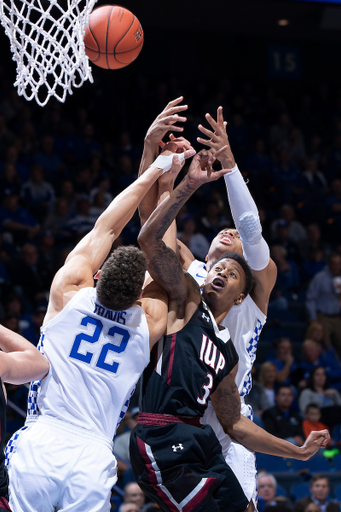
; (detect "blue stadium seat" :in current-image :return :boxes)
[334,483,341,501]
[291,456,330,473]
[276,484,288,497]
[291,482,310,502]
[331,453,341,471]
[256,453,290,472]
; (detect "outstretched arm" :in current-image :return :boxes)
[198,107,277,314]
[228,415,329,461]
[138,97,189,225]
[47,153,193,321]
[0,325,49,384]
[211,367,329,460]
[138,151,228,302]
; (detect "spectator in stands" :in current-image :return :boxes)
[299,224,329,262]
[272,221,301,264]
[302,503,321,512]
[64,195,97,239]
[306,253,341,355]
[257,472,292,509]
[43,198,70,242]
[34,134,63,182]
[298,366,341,430]
[177,213,210,261]
[299,339,341,390]
[89,176,113,209]
[8,243,47,310]
[326,179,341,234]
[267,337,298,386]
[0,191,40,246]
[123,483,145,511]
[21,304,47,346]
[118,503,140,512]
[271,204,307,244]
[58,180,77,218]
[116,413,139,457]
[21,164,55,223]
[0,162,21,200]
[263,385,304,446]
[258,362,279,408]
[245,365,271,426]
[302,404,331,446]
[270,245,300,298]
[305,322,335,362]
[294,475,337,512]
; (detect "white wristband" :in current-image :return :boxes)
[226,163,239,174]
[150,153,185,174]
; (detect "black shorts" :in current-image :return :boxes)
[130,422,248,512]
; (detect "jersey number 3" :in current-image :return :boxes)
[69,315,130,374]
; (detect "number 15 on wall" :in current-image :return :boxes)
[268,44,301,79]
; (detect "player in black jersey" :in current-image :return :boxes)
[131,150,330,512]
[0,324,48,511]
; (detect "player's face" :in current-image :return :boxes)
[206,229,242,264]
[203,258,245,308]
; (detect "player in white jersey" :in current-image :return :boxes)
[0,325,49,511]
[138,101,277,510]
[8,143,196,512]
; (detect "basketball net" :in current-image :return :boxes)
[0,0,98,107]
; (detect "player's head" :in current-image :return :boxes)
[202,252,253,312]
[96,245,147,311]
[205,228,243,266]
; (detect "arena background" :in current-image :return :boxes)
[1,0,341,508]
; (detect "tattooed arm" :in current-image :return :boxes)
[211,365,330,460]
[138,152,228,302]
[210,364,241,430]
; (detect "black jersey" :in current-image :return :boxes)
[140,301,239,418]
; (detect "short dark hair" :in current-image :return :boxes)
[209,251,254,297]
[275,385,293,396]
[96,246,147,311]
[305,403,320,414]
[310,474,329,486]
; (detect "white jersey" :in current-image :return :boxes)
[37,287,150,439]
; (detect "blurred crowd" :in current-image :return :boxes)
[1,71,341,509]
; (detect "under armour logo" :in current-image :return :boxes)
[202,313,210,323]
[172,444,184,452]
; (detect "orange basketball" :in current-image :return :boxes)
[84,5,144,70]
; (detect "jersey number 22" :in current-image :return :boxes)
[69,315,130,374]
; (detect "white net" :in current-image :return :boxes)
[0,0,98,107]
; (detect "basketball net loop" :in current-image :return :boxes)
[0,0,98,107]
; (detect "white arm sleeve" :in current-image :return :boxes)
[224,164,270,271]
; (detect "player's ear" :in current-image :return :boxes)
[205,254,208,263]
[234,293,245,306]
[94,269,101,280]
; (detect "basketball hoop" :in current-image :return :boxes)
[0,0,98,107]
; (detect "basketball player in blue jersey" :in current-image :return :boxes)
[132,151,329,512]
[138,100,276,509]
[7,146,195,512]
[0,325,49,512]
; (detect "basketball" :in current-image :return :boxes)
[84,5,144,70]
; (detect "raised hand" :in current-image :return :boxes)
[197,106,235,169]
[186,147,230,187]
[145,97,188,150]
